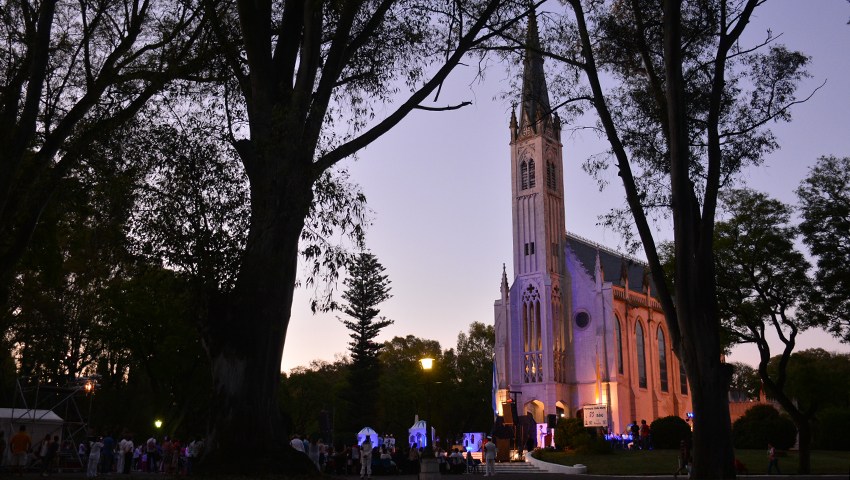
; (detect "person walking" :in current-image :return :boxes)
[483,437,497,476]
[359,436,373,480]
[767,443,781,475]
[87,438,104,478]
[9,425,32,477]
[673,437,691,478]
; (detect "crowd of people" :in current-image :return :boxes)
[0,425,204,477]
[77,433,204,477]
[287,433,499,477]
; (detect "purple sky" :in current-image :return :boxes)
[281,0,850,372]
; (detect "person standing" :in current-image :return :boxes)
[483,437,497,476]
[639,420,650,450]
[40,436,60,477]
[87,438,104,478]
[123,436,134,474]
[9,425,32,477]
[767,443,781,475]
[101,434,114,474]
[629,422,640,449]
[145,436,157,473]
[359,436,373,480]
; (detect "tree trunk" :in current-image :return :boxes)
[689,352,736,479]
[197,147,317,474]
[797,419,811,474]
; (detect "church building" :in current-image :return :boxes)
[492,12,692,435]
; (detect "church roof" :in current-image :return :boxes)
[518,9,553,136]
[564,231,658,296]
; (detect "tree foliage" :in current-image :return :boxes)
[797,155,850,343]
[729,361,760,401]
[732,404,796,450]
[0,0,207,286]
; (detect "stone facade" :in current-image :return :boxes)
[493,12,693,435]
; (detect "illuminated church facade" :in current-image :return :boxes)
[492,13,692,435]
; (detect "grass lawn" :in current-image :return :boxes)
[533,449,850,475]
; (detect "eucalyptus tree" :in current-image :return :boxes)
[499,1,813,477]
[194,0,529,470]
[0,0,208,289]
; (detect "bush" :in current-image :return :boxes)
[814,407,850,451]
[649,415,692,449]
[554,417,586,450]
[732,404,797,450]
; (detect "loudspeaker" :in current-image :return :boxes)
[502,402,518,425]
[547,414,558,429]
[318,410,331,432]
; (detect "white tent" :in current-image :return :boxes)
[0,408,64,466]
[408,420,435,449]
[357,427,379,447]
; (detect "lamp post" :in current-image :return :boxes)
[419,358,434,455]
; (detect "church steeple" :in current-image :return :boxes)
[519,8,553,137]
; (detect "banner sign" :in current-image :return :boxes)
[583,404,608,427]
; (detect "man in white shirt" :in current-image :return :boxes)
[289,435,305,453]
[483,437,497,476]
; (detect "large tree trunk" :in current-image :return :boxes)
[198,143,317,474]
[664,0,736,476]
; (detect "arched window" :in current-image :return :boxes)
[535,300,542,351]
[658,327,668,392]
[528,160,536,187]
[521,161,528,190]
[547,162,556,190]
[680,362,688,395]
[615,316,624,375]
[523,303,529,352]
[636,322,647,389]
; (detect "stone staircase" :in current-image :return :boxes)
[493,461,546,474]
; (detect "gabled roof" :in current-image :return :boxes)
[564,231,657,296]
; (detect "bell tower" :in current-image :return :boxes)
[507,8,569,397]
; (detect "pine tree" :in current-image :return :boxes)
[341,253,394,428]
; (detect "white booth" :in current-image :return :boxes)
[357,427,379,447]
[408,420,435,449]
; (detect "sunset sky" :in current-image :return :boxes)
[281,0,850,373]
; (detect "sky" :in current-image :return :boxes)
[280,0,850,373]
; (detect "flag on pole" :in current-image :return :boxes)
[492,359,499,420]
[595,346,602,403]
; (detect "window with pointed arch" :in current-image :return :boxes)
[657,327,668,392]
[528,160,536,187]
[615,315,624,374]
[636,321,647,389]
[547,162,557,190]
[521,161,529,190]
[680,362,688,395]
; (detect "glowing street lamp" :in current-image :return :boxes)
[420,358,434,455]
[155,420,162,429]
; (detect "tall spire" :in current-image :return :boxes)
[518,7,552,136]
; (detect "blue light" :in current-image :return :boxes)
[686,412,694,418]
